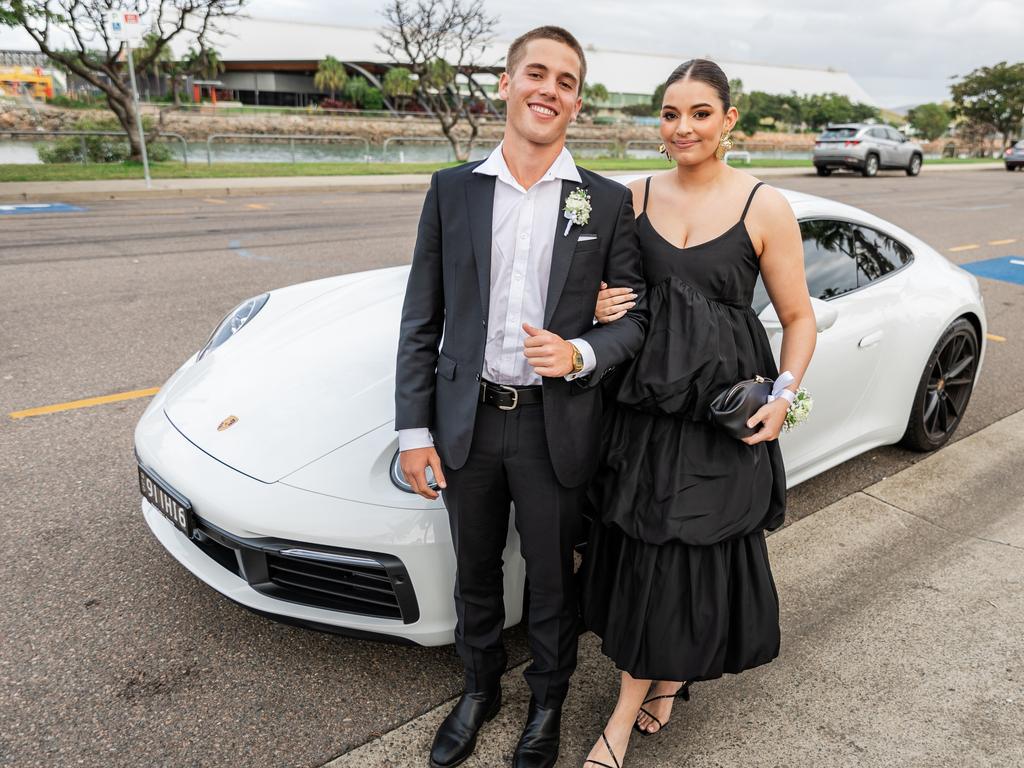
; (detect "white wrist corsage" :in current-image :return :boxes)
[783,388,813,432]
[562,187,591,236]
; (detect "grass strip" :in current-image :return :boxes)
[0,156,1001,183]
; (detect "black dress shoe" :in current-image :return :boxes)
[512,698,561,768]
[428,687,502,768]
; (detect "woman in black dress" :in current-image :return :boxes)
[582,60,817,767]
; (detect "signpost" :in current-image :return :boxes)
[105,11,151,189]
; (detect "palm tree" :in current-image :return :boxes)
[314,55,348,101]
[382,66,415,110]
[137,30,176,100]
[181,46,225,103]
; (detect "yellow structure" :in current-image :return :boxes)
[0,67,54,99]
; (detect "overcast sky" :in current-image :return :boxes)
[3,0,1021,107]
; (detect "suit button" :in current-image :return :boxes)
[482,320,487,326]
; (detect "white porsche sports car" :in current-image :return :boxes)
[134,185,986,646]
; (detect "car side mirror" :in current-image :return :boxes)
[758,297,839,335]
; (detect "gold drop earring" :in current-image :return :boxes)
[717,131,734,160]
[658,143,673,162]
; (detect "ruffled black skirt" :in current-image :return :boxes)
[581,519,780,682]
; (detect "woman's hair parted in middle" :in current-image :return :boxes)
[663,59,731,110]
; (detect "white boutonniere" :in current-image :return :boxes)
[562,187,591,236]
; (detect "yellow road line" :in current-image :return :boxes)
[9,387,160,420]
[949,244,980,252]
[246,203,268,210]
[203,198,226,205]
[988,239,1017,246]
[986,333,1006,342]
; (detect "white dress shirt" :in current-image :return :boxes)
[399,142,597,452]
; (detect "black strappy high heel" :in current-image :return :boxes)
[583,732,621,768]
[634,681,691,736]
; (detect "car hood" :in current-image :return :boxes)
[163,267,410,483]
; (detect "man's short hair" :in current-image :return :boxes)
[505,26,587,93]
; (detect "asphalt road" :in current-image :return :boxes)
[1,167,1022,768]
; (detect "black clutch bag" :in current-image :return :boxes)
[708,375,773,439]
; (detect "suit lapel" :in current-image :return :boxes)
[544,176,587,327]
[466,172,496,317]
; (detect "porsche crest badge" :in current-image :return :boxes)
[217,415,239,432]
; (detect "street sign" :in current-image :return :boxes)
[103,10,151,188]
[105,11,145,44]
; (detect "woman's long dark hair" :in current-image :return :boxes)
[664,59,731,110]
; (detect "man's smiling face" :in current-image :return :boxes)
[499,37,583,147]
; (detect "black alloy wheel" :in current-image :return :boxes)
[862,154,880,177]
[901,318,979,452]
[816,165,832,177]
[906,154,922,176]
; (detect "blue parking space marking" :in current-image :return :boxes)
[962,256,1024,286]
[0,203,85,215]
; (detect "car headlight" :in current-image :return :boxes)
[197,293,269,361]
[389,450,439,494]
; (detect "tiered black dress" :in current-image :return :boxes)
[581,179,785,682]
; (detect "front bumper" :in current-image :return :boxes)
[135,404,466,645]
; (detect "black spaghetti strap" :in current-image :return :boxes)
[643,176,652,213]
[740,181,765,221]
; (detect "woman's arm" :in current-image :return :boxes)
[593,178,648,323]
[742,185,817,445]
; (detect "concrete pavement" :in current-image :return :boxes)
[328,407,1024,768]
[0,161,1006,203]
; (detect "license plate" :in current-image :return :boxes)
[138,465,194,537]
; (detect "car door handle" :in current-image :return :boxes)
[859,330,884,348]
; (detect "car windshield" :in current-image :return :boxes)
[819,128,858,139]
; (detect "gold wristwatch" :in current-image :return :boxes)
[569,343,585,374]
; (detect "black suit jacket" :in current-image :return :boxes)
[395,161,647,488]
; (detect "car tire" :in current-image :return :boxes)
[906,154,922,176]
[862,153,879,177]
[900,318,979,452]
[816,166,832,177]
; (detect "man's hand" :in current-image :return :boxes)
[399,446,448,500]
[523,323,574,377]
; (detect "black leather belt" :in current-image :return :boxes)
[480,379,543,410]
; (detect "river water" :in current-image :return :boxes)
[0,139,815,166]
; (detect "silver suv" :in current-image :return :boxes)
[813,123,923,178]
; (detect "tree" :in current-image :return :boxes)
[379,0,498,162]
[580,82,608,115]
[6,0,244,161]
[906,102,951,141]
[314,55,348,101]
[951,61,1024,150]
[137,29,175,100]
[651,82,666,111]
[382,66,415,109]
[343,76,383,109]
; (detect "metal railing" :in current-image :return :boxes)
[381,135,499,161]
[204,133,371,165]
[0,129,190,165]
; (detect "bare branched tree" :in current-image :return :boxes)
[6,0,245,160]
[378,0,498,162]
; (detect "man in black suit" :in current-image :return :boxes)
[395,26,647,768]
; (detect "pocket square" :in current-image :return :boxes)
[578,234,598,242]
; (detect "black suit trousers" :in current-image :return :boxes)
[441,400,586,708]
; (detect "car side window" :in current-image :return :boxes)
[800,220,859,300]
[886,128,905,142]
[852,225,913,286]
[868,127,886,139]
[750,220,913,313]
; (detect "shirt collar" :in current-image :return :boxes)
[473,141,581,192]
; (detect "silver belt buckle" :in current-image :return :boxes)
[496,383,519,411]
